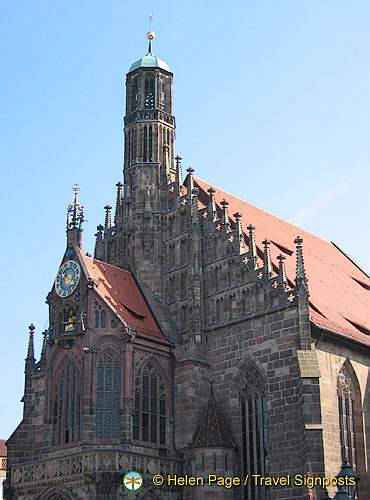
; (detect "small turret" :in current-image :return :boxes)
[25,324,36,374]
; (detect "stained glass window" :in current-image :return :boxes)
[240,363,268,500]
[134,359,167,446]
[338,365,357,469]
[52,360,81,446]
[96,352,120,439]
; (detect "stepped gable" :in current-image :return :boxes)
[192,398,236,449]
[84,256,168,343]
[194,177,370,346]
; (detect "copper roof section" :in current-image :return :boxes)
[194,177,370,346]
[192,398,236,449]
[83,256,168,344]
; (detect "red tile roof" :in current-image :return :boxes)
[195,177,370,346]
[82,255,168,344]
[0,439,6,457]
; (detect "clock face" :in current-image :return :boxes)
[55,260,81,297]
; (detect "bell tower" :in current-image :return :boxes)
[123,28,176,213]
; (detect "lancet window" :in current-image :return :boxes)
[52,360,82,445]
[96,351,120,439]
[240,362,268,500]
[337,364,358,469]
[133,359,167,446]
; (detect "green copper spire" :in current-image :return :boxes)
[129,17,171,73]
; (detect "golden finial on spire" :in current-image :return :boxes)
[146,13,155,43]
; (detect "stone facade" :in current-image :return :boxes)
[5,38,370,500]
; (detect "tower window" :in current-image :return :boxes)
[240,363,268,500]
[145,76,155,109]
[133,359,167,445]
[149,125,153,161]
[143,125,147,162]
[52,360,82,445]
[96,352,120,439]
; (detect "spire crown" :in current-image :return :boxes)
[26,324,36,373]
[67,183,84,232]
[129,20,170,73]
[294,235,309,293]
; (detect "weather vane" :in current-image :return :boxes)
[147,12,155,51]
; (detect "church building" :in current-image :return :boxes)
[5,31,370,500]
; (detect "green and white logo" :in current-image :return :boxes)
[123,471,143,491]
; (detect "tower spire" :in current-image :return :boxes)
[147,13,155,54]
[66,183,84,248]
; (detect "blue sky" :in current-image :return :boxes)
[1,1,369,439]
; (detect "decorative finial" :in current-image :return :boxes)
[262,239,272,277]
[247,224,258,270]
[146,13,155,53]
[67,183,84,233]
[277,253,288,290]
[294,236,309,294]
[104,204,112,231]
[207,187,217,222]
[114,182,123,226]
[26,324,36,373]
[220,199,230,229]
[175,155,183,190]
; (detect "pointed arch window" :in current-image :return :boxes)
[52,360,82,445]
[240,363,268,500]
[133,360,167,445]
[337,364,359,469]
[96,352,120,439]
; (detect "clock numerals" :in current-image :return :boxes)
[55,260,81,298]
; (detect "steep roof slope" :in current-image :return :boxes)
[195,177,370,346]
[82,255,168,344]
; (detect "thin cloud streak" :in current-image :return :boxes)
[291,177,358,226]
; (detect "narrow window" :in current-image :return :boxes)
[240,363,268,500]
[95,310,99,328]
[143,125,147,162]
[134,360,167,445]
[53,361,81,445]
[149,125,153,161]
[96,352,120,439]
[101,311,106,328]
